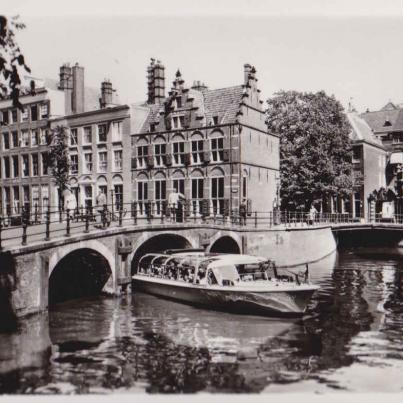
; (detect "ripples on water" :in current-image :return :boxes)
[0,250,402,394]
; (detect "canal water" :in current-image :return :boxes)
[0,249,402,394]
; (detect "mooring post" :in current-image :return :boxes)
[66,209,71,237]
[45,209,50,241]
[0,216,2,251]
[118,207,123,227]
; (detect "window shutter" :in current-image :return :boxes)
[223,199,230,217]
[131,157,137,169]
[147,155,154,168]
[223,149,230,162]
[165,154,172,166]
[202,151,211,164]
[246,198,252,216]
[184,153,191,166]
[183,114,191,128]
[165,117,172,131]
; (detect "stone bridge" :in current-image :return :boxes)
[0,219,336,319]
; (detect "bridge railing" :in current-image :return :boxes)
[0,202,360,250]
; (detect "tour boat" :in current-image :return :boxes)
[132,250,319,317]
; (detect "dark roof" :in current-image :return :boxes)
[138,85,244,133]
[360,108,402,133]
[347,112,385,149]
[201,85,243,124]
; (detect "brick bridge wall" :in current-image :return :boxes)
[0,224,336,318]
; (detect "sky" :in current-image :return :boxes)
[4,0,403,112]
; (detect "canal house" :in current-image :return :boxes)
[130,59,280,218]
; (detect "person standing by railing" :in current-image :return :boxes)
[308,204,317,226]
[95,190,107,226]
[168,190,186,223]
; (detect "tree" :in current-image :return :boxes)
[0,15,31,108]
[48,126,70,208]
[266,90,353,211]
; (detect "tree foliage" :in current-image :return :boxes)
[266,90,353,211]
[0,15,31,108]
[48,126,70,193]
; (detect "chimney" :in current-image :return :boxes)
[147,58,165,105]
[244,63,253,85]
[72,63,85,114]
[59,63,72,90]
[100,79,113,108]
[191,80,208,91]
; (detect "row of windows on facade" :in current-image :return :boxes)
[1,184,50,214]
[0,103,49,126]
[67,121,123,146]
[2,128,48,150]
[0,183,124,214]
[69,150,123,174]
[149,114,222,133]
[1,153,49,178]
[134,138,226,168]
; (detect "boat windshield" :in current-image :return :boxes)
[211,265,240,286]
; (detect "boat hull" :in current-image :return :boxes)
[132,276,317,317]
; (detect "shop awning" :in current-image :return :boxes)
[390,152,403,164]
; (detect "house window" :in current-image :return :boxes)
[4,187,11,215]
[2,132,9,150]
[172,117,179,129]
[111,121,122,142]
[176,97,182,109]
[98,124,107,143]
[213,116,219,125]
[40,104,48,119]
[31,105,38,121]
[211,138,224,162]
[12,131,18,148]
[40,129,47,145]
[70,154,78,174]
[84,153,92,173]
[191,178,204,214]
[173,178,185,195]
[23,185,30,210]
[211,176,224,215]
[353,147,362,162]
[137,181,148,215]
[173,141,185,165]
[98,151,107,172]
[1,110,9,125]
[137,145,148,168]
[84,185,93,208]
[3,157,10,178]
[154,144,166,167]
[114,184,123,211]
[12,155,19,177]
[32,154,39,176]
[21,130,29,147]
[114,150,122,171]
[83,126,92,144]
[22,155,29,177]
[242,176,247,200]
[21,107,29,122]
[150,123,156,132]
[12,186,20,214]
[70,128,78,146]
[31,130,39,147]
[154,180,166,215]
[41,185,49,212]
[41,153,49,175]
[191,140,203,164]
[11,109,18,123]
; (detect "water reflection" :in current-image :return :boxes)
[0,249,402,394]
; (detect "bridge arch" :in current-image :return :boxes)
[130,232,196,274]
[207,232,242,254]
[48,240,115,305]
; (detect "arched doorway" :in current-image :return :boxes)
[209,236,241,254]
[49,248,112,306]
[131,234,192,274]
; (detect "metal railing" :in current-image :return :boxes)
[0,202,369,250]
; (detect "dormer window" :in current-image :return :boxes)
[213,116,219,125]
[176,97,182,109]
[384,120,392,127]
[150,123,156,132]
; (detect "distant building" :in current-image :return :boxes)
[130,59,279,218]
[50,78,131,212]
[361,102,403,219]
[347,112,387,221]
